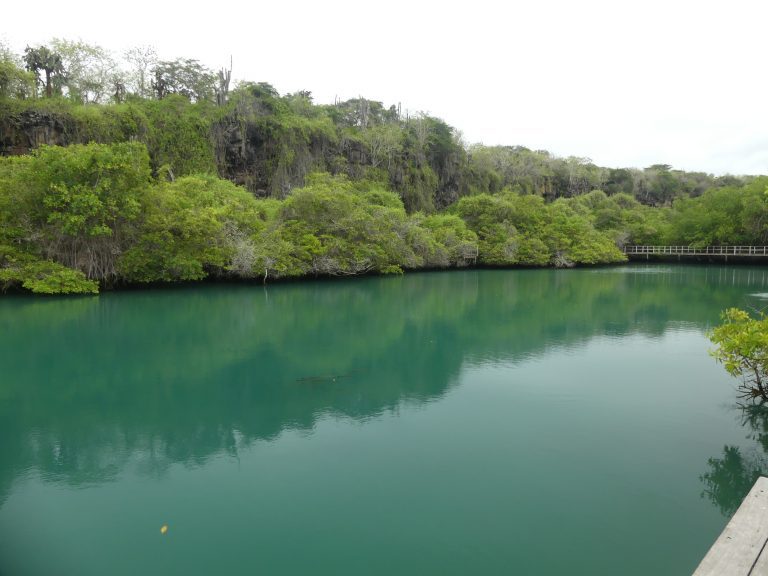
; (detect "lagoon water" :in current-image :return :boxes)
[2,266,768,575]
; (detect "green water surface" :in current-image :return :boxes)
[2,266,768,575]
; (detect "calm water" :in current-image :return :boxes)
[2,266,768,575]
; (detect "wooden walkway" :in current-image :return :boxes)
[626,246,768,257]
[693,476,768,575]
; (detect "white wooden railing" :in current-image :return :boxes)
[624,245,768,256]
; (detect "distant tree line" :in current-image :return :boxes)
[0,39,766,294]
[1,39,754,208]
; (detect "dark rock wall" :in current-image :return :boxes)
[0,111,69,156]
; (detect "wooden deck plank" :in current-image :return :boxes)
[748,542,768,575]
[693,476,768,575]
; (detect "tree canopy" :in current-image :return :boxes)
[0,38,766,294]
[710,309,768,403]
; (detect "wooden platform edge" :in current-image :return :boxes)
[693,476,768,576]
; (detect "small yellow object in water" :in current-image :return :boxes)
[160,525,168,535]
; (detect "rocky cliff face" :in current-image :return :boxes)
[212,116,348,198]
[0,104,465,211]
[0,110,69,156]
[212,118,272,194]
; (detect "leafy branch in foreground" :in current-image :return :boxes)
[709,308,768,402]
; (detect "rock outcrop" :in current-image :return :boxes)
[0,110,69,156]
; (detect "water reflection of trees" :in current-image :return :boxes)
[701,405,768,516]
[1,265,767,503]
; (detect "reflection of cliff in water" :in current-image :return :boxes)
[701,405,768,517]
[1,265,767,501]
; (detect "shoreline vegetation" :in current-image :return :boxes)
[2,41,768,294]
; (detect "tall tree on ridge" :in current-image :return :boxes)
[24,45,65,98]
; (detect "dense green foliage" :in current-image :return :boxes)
[1,39,767,294]
[453,193,624,267]
[666,179,768,246]
[2,40,755,207]
[710,308,768,402]
[119,174,261,282]
[0,141,629,293]
[1,142,150,282]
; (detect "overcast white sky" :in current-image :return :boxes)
[3,0,767,174]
